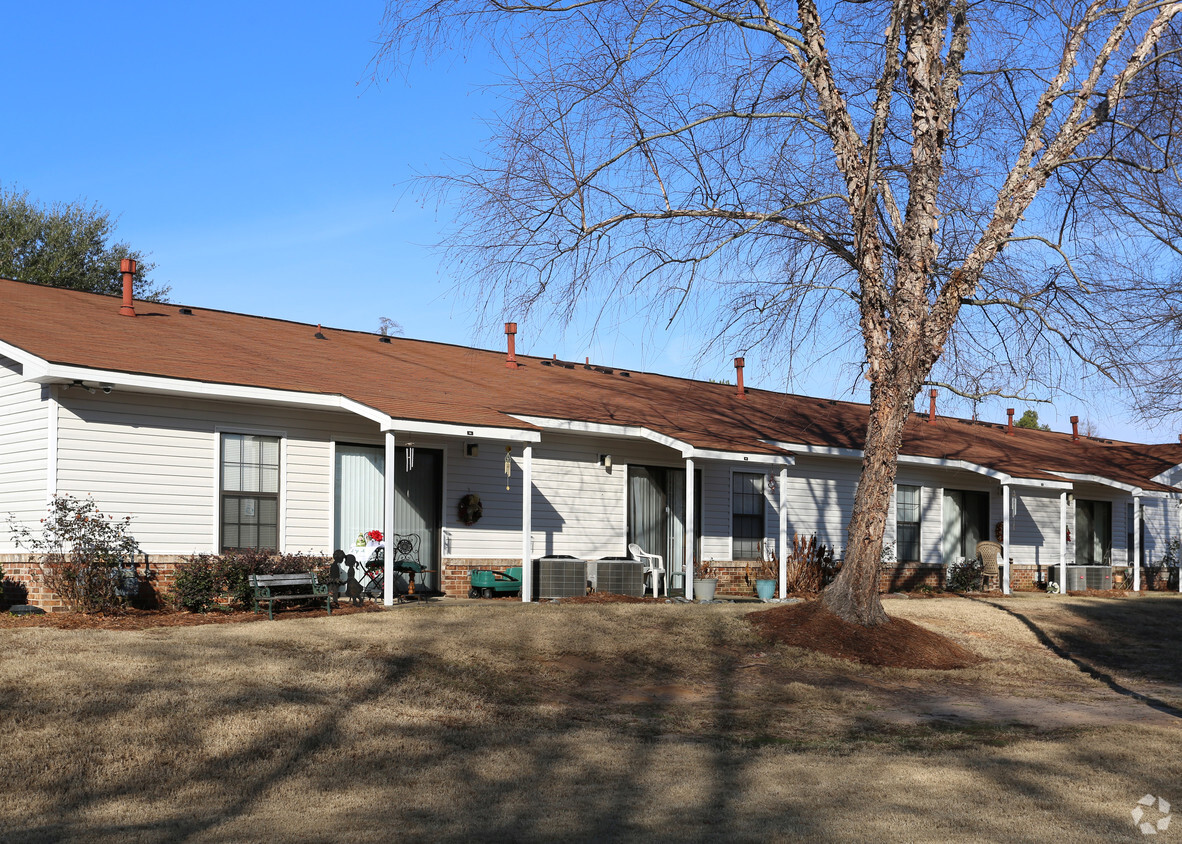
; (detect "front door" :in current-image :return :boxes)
[334,444,443,590]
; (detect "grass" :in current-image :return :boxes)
[1,594,1180,842]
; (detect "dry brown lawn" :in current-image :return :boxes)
[1,593,1180,842]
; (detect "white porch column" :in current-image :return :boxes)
[1133,494,1142,592]
[1059,491,1068,595]
[520,445,533,602]
[685,457,695,600]
[778,466,788,599]
[1002,484,1012,595]
[383,431,396,606]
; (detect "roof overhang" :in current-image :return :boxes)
[764,440,1074,489]
[511,415,794,465]
[4,341,539,443]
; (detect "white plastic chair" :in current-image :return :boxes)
[628,543,666,598]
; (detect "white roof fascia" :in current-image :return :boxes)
[28,361,395,426]
[1000,477,1075,491]
[17,356,543,443]
[383,418,540,443]
[510,415,689,452]
[764,440,1021,482]
[0,339,50,379]
[510,414,792,462]
[1052,472,1144,495]
[688,448,794,466]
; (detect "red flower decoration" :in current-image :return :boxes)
[366,529,384,542]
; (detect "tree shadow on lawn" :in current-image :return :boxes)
[976,596,1182,720]
[2,612,1173,843]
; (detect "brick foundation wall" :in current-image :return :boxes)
[1,553,191,611]
[441,558,520,597]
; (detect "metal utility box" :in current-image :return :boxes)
[534,555,587,599]
[595,557,645,597]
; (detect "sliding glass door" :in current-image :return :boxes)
[627,465,701,583]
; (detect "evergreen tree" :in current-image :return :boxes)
[0,187,168,301]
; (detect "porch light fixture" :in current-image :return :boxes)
[465,443,479,458]
[599,454,613,470]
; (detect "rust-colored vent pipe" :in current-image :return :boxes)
[119,259,137,317]
[505,322,519,369]
[1006,408,1015,434]
[928,389,938,423]
[734,357,745,397]
[1070,415,1080,442]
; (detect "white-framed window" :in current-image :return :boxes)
[220,433,280,551]
[732,471,765,560]
[896,485,921,562]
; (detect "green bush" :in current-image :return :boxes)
[172,555,220,613]
[945,556,984,592]
[172,550,331,612]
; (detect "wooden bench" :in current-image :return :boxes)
[251,573,332,620]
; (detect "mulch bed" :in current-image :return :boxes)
[0,602,384,631]
[747,600,985,670]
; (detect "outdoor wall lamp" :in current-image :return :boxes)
[599,454,613,470]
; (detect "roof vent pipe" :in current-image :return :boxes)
[734,357,745,397]
[1071,416,1080,442]
[505,322,519,369]
[928,389,938,423]
[1006,407,1015,434]
[119,259,137,317]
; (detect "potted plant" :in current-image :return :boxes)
[693,559,717,602]
[747,545,777,601]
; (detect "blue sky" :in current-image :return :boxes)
[2,2,1170,443]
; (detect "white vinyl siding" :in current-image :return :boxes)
[0,356,48,552]
[55,390,378,555]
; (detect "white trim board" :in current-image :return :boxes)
[511,415,793,464]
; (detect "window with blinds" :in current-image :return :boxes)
[896,485,921,562]
[732,472,765,561]
[221,433,280,551]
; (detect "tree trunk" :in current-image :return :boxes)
[820,382,914,626]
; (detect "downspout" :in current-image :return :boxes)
[44,385,58,503]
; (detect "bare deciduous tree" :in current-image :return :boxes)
[376,0,1182,625]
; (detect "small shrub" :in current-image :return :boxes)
[173,555,220,613]
[7,495,140,614]
[945,556,984,592]
[170,550,333,612]
[784,534,839,593]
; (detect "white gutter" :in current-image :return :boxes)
[9,346,540,444]
[510,415,793,464]
[763,439,1070,488]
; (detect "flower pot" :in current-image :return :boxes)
[693,578,718,602]
[755,579,776,601]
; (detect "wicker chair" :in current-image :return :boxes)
[976,541,1002,590]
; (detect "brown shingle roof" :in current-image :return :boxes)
[2,278,1180,491]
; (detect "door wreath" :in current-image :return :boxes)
[458,493,483,526]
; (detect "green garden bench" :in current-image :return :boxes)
[250,572,332,620]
